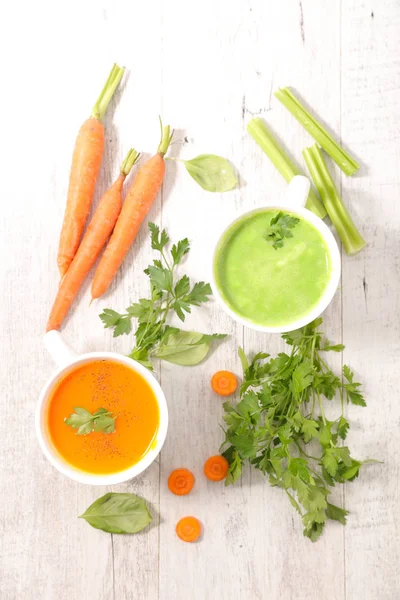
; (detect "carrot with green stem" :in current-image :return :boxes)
[57,64,124,279]
[91,120,173,300]
[47,150,140,331]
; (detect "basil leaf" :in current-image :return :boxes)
[155,330,226,366]
[182,154,237,192]
[79,493,152,534]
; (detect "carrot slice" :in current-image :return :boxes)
[176,517,201,543]
[211,370,238,396]
[168,469,195,496]
[204,455,229,482]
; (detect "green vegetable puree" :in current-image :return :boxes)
[214,210,331,327]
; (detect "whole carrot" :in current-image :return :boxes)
[91,121,173,300]
[47,149,140,332]
[57,64,124,279]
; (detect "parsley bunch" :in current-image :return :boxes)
[264,211,300,249]
[221,318,378,542]
[100,223,225,369]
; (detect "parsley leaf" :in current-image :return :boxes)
[148,222,169,251]
[264,211,300,250]
[65,407,116,435]
[171,238,190,265]
[337,416,349,440]
[343,365,366,406]
[222,447,243,486]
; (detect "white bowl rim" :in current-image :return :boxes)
[35,352,168,486]
[210,204,341,334]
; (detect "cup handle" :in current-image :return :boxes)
[285,175,311,209]
[44,330,78,368]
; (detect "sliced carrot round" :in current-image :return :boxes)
[204,455,229,482]
[211,370,237,397]
[168,468,195,496]
[176,516,201,543]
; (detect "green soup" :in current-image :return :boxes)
[214,209,332,328]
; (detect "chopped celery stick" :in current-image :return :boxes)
[275,88,359,176]
[247,118,326,219]
[303,144,365,255]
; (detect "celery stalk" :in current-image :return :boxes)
[275,88,359,176]
[247,118,326,219]
[303,144,366,255]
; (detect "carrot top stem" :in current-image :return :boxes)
[157,118,174,156]
[120,148,140,176]
[91,64,124,121]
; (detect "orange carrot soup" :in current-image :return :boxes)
[47,359,160,475]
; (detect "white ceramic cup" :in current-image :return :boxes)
[36,331,168,485]
[211,176,341,333]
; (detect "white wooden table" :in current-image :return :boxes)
[1,1,399,598]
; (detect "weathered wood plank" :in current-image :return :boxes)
[241,1,345,598]
[341,2,400,599]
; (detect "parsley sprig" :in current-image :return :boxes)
[100,223,226,369]
[264,211,300,249]
[221,318,378,542]
[65,407,116,435]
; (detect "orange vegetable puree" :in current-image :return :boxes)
[47,359,159,475]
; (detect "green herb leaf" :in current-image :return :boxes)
[184,282,213,305]
[93,408,116,434]
[65,407,116,435]
[290,360,314,399]
[322,341,345,352]
[301,419,319,443]
[148,222,169,251]
[343,365,366,406]
[223,447,243,486]
[146,264,173,293]
[173,282,213,321]
[181,154,237,192]
[322,449,338,477]
[264,211,300,250]
[171,238,190,265]
[174,275,190,298]
[99,309,132,337]
[326,503,349,525]
[337,416,349,440]
[99,309,124,328]
[238,347,249,373]
[79,492,152,534]
[154,329,226,366]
